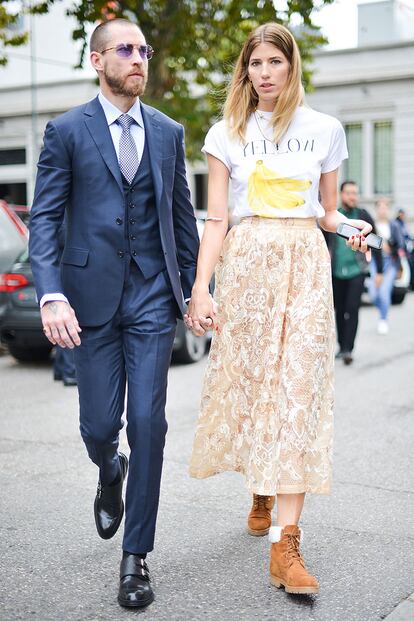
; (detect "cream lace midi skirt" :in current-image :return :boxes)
[189,217,335,495]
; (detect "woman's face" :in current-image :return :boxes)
[247,42,290,110]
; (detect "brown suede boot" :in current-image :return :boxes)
[247,494,275,536]
[269,525,319,594]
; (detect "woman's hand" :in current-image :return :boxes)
[184,288,217,336]
[345,218,372,260]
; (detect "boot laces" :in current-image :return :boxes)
[285,534,305,568]
[253,495,271,510]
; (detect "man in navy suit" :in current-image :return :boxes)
[29,18,200,608]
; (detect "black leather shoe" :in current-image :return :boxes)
[63,376,77,386]
[118,554,154,608]
[94,452,128,540]
[342,352,353,365]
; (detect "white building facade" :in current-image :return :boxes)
[306,39,414,214]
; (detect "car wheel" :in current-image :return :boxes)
[173,330,207,364]
[391,289,406,305]
[8,344,52,362]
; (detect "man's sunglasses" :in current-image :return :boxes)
[100,44,155,60]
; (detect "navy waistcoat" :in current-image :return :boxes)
[122,137,165,279]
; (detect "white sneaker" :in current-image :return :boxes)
[377,320,389,335]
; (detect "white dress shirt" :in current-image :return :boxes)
[40,92,145,308]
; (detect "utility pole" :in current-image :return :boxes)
[29,4,38,203]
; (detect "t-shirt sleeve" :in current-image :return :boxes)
[201,122,231,171]
[321,121,348,173]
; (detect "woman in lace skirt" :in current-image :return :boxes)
[185,23,371,594]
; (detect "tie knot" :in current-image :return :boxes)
[117,114,134,131]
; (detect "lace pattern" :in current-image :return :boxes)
[189,217,335,495]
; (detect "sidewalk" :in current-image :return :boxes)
[0,294,413,620]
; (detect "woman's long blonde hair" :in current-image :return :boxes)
[223,23,304,145]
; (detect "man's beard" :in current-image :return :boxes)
[104,67,147,97]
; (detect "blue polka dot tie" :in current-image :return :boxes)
[117,114,139,184]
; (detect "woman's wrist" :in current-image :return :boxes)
[192,283,210,296]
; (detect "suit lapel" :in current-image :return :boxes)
[84,97,123,194]
[141,103,164,214]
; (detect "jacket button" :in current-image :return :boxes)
[130,235,136,240]
[116,218,123,225]
[129,204,134,209]
[129,219,135,225]
[117,250,124,258]
[132,250,137,256]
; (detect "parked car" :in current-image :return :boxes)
[0,218,212,364]
[0,248,52,362]
[391,255,411,305]
[8,203,31,227]
[0,200,28,273]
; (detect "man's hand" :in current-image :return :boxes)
[41,301,82,348]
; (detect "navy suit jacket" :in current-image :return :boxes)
[29,96,199,326]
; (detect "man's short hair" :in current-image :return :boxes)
[90,18,141,53]
[340,180,357,192]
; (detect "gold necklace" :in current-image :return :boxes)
[253,110,274,142]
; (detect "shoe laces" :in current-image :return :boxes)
[285,533,305,568]
[253,495,271,510]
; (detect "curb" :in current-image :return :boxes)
[383,593,414,620]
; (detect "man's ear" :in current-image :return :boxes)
[90,51,103,73]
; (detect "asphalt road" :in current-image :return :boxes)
[0,294,413,621]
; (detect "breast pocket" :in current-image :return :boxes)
[61,247,89,267]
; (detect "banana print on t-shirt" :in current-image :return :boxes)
[248,160,312,218]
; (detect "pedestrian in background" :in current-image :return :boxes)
[394,208,414,289]
[394,208,412,252]
[368,198,405,335]
[325,181,383,364]
[186,23,371,595]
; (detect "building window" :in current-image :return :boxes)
[374,121,393,195]
[344,124,363,191]
[0,149,26,166]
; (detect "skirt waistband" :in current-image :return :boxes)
[238,216,317,229]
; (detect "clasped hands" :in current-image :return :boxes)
[184,289,217,336]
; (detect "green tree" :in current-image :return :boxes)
[0,0,334,159]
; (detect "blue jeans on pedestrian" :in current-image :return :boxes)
[368,255,398,321]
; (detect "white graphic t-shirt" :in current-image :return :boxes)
[202,106,348,219]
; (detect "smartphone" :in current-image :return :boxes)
[336,222,383,250]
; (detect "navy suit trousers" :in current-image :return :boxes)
[74,260,177,553]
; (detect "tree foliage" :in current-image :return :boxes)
[0,0,334,158]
